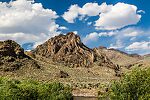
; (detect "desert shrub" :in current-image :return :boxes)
[110,68,150,100]
[0,77,72,100]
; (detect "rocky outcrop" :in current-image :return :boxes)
[0,40,40,71]
[93,48,116,69]
[33,32,94,67]
[33,32,115,68]
[0,40,26,58]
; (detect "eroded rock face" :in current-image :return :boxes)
[0,40,39,71]
[93,48,116,69]
[33,32,95,67]
[33,32,115,68]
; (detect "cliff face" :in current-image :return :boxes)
[33,32,115,68]
[0,40,39,72]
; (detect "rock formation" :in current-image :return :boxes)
[33,32,116,68]
[93,48,116,69]
[0,40,39,71]
[33,32,94,67]
[0,40,26,58]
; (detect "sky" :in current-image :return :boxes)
[0,0,150,55]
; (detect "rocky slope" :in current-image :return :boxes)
[0,40,39,72]
[94,46,142,66]
[33,32,115,68]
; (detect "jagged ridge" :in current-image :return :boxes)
[33,32,115,68]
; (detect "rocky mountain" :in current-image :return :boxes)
[0,40,39,72]
[0,33,148,93]
[33,32,115,68]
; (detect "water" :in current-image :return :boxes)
[73,96,98,100]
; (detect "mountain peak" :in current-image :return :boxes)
[33,32,115,68]
[33,32,94,67]
[66,32,76,36]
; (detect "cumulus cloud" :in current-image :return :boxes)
[82,32,99,44]
[62,5,80,23]
[82,27,147,51]
[0,0,60,48]
[79,3,111,16]
[95,3,141,30]
[83,27,142,44]
[62,3,111,23]
[63,2,142,30]
[0,32,48,46]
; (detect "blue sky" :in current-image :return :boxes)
[0,0,150,55]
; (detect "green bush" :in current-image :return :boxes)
[110,68,150,100]
[0,77,72,100]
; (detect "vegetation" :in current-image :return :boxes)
[110,68,150,100]
[0,77,73,100]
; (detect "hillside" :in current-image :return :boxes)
[0,33,120,89]
[0,33,149,96]
[94,46,142,66]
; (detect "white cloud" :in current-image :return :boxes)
[95,3,141,30]
[62,4,80,23]
[122,28,142,37]
[0,0,60,48]
[62,3,111,23]
[125,41,150,51]
[99,31,118,37]
[109,39,124,49]
[82,31,124,49]
[73,31,78,34]
[82,32,99,44]
[58,26,68,30]
[79,3,111,16]
[63,2,142,30]
[98,27,143,37]
[82,27,145,50]
[137,10,145,14]
[0,32,47,44]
